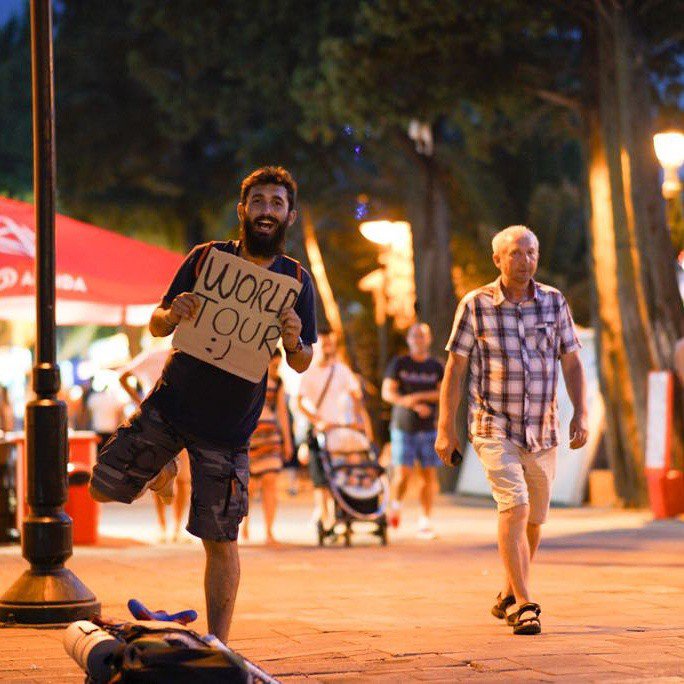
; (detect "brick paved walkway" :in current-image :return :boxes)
[0,493,682,682]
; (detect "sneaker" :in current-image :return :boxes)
[417,516,436,540]
[137,457,179,505]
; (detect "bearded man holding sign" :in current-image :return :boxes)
[89,167,317,642]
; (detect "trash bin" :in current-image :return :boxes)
[0,437,19,543]
[13,430,101,545]
[65,431,100,545]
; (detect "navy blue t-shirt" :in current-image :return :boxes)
[384,355,444,433]
[145,240,317,447]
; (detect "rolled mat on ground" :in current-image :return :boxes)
[63,617,279,683]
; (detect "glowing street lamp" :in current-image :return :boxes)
[359,220,412,247]
[359,220,417,380]
[359,220,415,328]
[654,130,684,254]
[654,131,684,199]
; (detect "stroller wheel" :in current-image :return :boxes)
[316,519,325,546]
[380,524,388,546]
[344,527,352,547]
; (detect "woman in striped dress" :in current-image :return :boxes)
[241,349,293,546]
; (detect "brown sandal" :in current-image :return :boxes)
[491,592,515,620]
[511,602,541,635]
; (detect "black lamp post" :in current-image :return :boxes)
[0,0,99,624]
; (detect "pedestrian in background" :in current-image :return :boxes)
[297,330,373,538]
[87,380,125,452]
[241,349,293,546]
[436,225,588,635]
[382,323,443,539]
[119,347,192,543]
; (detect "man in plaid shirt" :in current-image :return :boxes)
[435,225,588,636]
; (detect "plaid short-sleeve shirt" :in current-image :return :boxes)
[446,277,580,452]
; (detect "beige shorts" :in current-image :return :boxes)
[472,435,557,524]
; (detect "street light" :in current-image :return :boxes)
[0,0,99,624]
[359,220,411,247]
[654,130,684,254]
[359,220,416,378]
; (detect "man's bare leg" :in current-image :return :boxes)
[388,465,411,526]
[418,466,438,519]
[502,521,541,598]
[497,504,532,605]
[391,465,411,504]
[202,539,240,643]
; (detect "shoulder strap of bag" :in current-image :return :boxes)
[280,254,303,283]
[314,363,336,411]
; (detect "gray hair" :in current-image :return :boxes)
[491,225,539,256]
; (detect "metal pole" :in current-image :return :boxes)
[0,0,99,625]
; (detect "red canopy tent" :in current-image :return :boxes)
[0,197,183,325]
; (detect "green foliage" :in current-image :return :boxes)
[53,0,385,325]
[4,0,680,356]
[294,0,681,324]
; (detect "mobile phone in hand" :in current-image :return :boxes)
[450,448,463,467]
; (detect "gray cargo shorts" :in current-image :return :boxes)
[90,404,249,542]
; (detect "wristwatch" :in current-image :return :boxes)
[284,336,303,354]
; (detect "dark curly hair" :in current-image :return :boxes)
[240,166,297,212]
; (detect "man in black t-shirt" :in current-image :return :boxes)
[89,166,317,642]
[382,323,444,539]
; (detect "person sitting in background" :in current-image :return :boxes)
[241,349,293,546]
[119,347,191,543]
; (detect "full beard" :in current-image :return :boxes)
[241,215,288,258]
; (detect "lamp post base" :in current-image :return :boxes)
[0,567,100,625]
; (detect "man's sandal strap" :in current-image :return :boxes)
[513,602,541,634]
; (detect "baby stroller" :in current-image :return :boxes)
[315,426,390,546]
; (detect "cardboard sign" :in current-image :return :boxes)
[172,248,301,383]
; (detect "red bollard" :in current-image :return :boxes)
[645,372,684,519]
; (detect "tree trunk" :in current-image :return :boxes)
[584,5,684,504]
[404,148,455,355]
[300,205,349,364]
